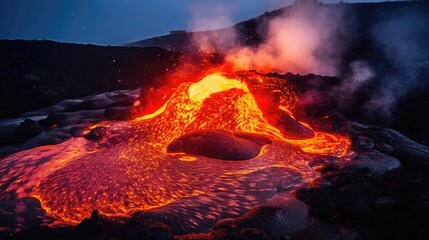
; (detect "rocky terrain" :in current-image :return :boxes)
[0,71,428,240]
[0,40,181,118]
[1,1,429,240]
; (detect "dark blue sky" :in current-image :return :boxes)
[0,0,397,45]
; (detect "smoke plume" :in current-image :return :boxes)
[188,1,429,121]
[188,2,238,53]
[363,11,429,119]
[226,2,348,76]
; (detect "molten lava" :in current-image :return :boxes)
[0,72,350,229]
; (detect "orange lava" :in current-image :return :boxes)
[0,72,350,226]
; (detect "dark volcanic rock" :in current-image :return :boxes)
[308,156,340,172]
[395,146,429,170]
[175,233,211,240]
[290,222,343,240]
[211,206,287,239]
[213,193,309,238]
[83,126,107,141]
[332,186,372,219]
[238,228,273,240]
[13,119,43,143]
[74,210,120,239]
[167,130,271,160]
[38,113,64,128]
[176,233,209,240]
[9,210,122,240]
[307,188,336,219]
[351,135,374,151]
[341,150,401,176]
[104,107,133,120]
[390,166,428,200]
[350,126,429,169]
[0,40,181,118]
[275,114,315,139]
[0,89,138,157]
[7,226,72,240]
[120,218,174,240]
[210,228,240,240]
[294,178,336,219]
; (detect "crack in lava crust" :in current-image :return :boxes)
[0,73,350,228]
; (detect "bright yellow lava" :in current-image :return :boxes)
[0,72,350,226]
[188,74,250,102]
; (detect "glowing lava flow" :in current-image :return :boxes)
[0,73,350,227]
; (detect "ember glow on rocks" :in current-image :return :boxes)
[0,71,350,229]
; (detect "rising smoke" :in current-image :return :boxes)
[226,2,348,76]
[217,1,429,121]
[362,11,429,120]
[189,2,238,52]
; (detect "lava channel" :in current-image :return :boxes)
[0,73,350,232]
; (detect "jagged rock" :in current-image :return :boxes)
[105,107,133,120]
[9,210,121,240]
[167,130,271,160]
[309,177,332,189]
[74,210,122,239]
[369,128,429,169]
[68,124,89,137]
[38,113,63,128]
[66,99,113,112]
[308,156,340,172]
[332,186,372,219]
[341,150,401,176]
[213,193,310,238]
[351,135,374,151]
[0,126,16,147]
[238,228,274,240]
[108,97,134,108]
[294,179,336,219]
[0,145,20,158]
[328,174,381,221]
[210,228,239,240]
[13,119,43,143]
[275,114,315,139]
[211,206,287,239]
[54,109,106,126]
[353,126,429,169]
[290,222,343,240]
[390,166,428,200]
[307,188,336,219]
[176,233,209,240]
[120,218,174,240]
[394,146,429,169]
[83,126,107,141]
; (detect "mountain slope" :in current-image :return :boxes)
[0,40,181,118]
[126,1,429,53]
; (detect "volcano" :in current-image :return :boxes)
[1,1,429,240]
[1,71,350,230]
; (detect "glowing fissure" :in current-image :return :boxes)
[0,72,350,225]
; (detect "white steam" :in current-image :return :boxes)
[188,1,429,120]
[226,2,347,75]
[363,13,429,119]
[188,2,238,52]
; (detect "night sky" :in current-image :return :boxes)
[0,0,400,45]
